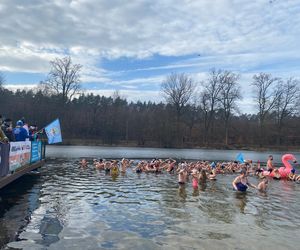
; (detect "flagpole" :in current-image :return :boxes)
[35,118,59,135]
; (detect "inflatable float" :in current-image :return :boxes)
[263,154,297,179]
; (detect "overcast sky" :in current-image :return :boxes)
[0,0,299,113]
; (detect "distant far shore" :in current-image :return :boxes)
[56,138,300,152]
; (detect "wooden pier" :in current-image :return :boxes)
[0,160,45,190]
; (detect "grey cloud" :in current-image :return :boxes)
[0,0,299,78]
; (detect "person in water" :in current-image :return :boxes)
[104,161,111,173]
[199,169,207,182]
[257,177,268,192]
[209,168,217,180]
[287,169,300,181]
[267,155,275,173]
[94,159,105,170]
[178,168,188,185]
[80,158,88,168]
[111,160,119,175]
[134,161,143,173]
[232,169,257,192]
[272,169,281,180]
[191,169,199,189]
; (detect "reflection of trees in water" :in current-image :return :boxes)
[154,178,191,222]
[157,177,235,224]
[0,222,10,249]
[253,195,270,230]
[39,216,63,246]
[0,174,40,248]
[199,182,235,224]
[234,192,248,214]
[192,187,199,197]
[178,185,187,200]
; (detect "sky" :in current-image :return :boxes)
[0,0,299,113]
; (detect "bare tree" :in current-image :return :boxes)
[201,68,223,143]
[162,72,195,118]
[198,90,210,144]
[219,71,241,145]
[274,77,300,145]
[252,73,281,147]
[161,72,195,146]
[42,56,82,103]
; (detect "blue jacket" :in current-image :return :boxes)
[13,127,29,141]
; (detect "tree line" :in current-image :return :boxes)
[1,56,300,149]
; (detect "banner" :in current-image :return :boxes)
[236,153,245,163]
[30,141,42,163]
[0,143,10,177]
[45,119,62,144]
[9,141,31,172]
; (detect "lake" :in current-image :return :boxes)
[1,146,300,250]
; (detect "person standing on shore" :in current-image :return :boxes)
[13,120,29,142]
[1,118,15,142]
[0,115,9,143]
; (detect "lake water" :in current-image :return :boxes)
[1,146,300,250]
[46,145,300,164]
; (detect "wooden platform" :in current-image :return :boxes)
[0,160,45,189]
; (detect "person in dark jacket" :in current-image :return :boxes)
[13,120,29,141]
[0,115,9,143]
[1,118,15,142]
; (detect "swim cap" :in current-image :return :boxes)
[291,168,296,174]
[16,120,23,126]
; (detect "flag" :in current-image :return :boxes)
[236,153,244,163]
[44,119,62,144]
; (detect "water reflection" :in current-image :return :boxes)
[235,192,248,214]
[0,174,41,247]
[192,187,199,197]
[178,185,187,200]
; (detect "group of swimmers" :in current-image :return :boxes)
[79,155,298,193]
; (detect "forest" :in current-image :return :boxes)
[1,57,300,149]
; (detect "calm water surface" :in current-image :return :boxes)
[1,146,300,249]
[46,145,300,163]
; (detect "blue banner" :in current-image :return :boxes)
[45,119,63,144]
[236,153,245,163]
[30,141,42,163]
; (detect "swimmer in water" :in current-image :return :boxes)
[165,159,176,173]
[80,158,88,168]
[257,177,268,192]
[104,161,111,173]
[209,168,217,180]
[267,155,275,173]
[134,161,143,173]
[120,158,127,172]
[199,169,207,183]
[111,160,119,175]
[178,168,188,185]
[272,169,281,180]
[232,169,257,192]
[93,159,98,166]
[191,169,199,189]
[95,159,105,170]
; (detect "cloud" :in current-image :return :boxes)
[0,0,299,113]
[0,0,299,66]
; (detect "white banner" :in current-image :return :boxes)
[9,141,31,172]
